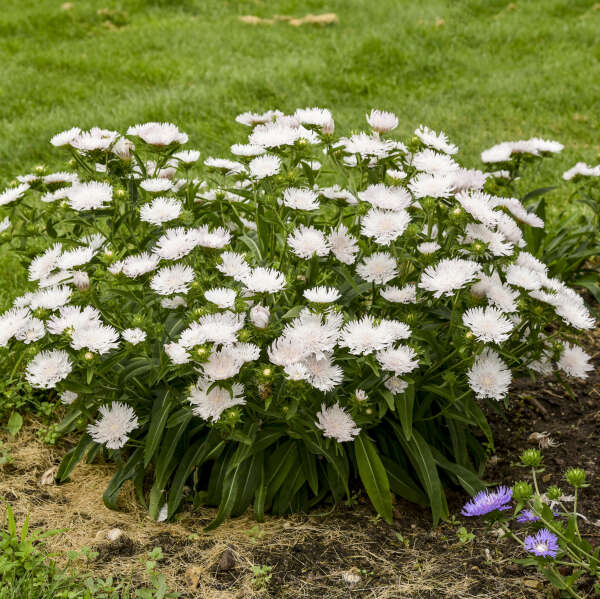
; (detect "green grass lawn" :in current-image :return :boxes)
[1,0,599,302]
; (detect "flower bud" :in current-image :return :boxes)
[520,448,542,468]
[250,304,270,329]
[546,485,562,501]
[565,468,587,488]
[84,351,94,361]
[512,481,533,502]
[116,189,126,198]
[321,119,335,135]
[73,271,90,291]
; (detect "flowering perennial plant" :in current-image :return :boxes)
[0,111,595,527]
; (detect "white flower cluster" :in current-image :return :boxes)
[0,111,595,451]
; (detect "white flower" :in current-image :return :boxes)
[152,227,200,260]
[447,168,487,192]
[41,188,70,203]
[43,172,79,184]
[419,258,481,298]
[0,183,30,206]
[70,323,120,355]
[204,287,237,309]
[294,107,334,132]
[188,380,246,422]
[217,251,251,281]
[328,225,359,265]
[339,315,396,355]
[495,197,544,228]
[235,109,282,126]
[319,185,357,204]
[201,344,257,380]
[417,241,441,254]
[303,286,341,303]
[70,127,119,152]
[414,125,458,154]
[284,363,309,381]
[287,225,330,259]
[250,304,270,328]
[356,252,397,285]
[557,344,593,379]
[472,272,519,313]
[28,243,62,281]
[281,310,343,358]
[0,308,36,346]
[29,286,72,310]
[25,349,72,389]
[179,312,245,348]
[366,109,398,133]
[121,252,161,277]
[195,225,231,249]
[562,162,600,181]
[481,142,513,163]
[150,264,195,295]
[555,301,595,330]
[302,354,344,392]
[173,150,200,163]
[338,132,394,159]
[140,197,183,225]
[231,143,266,157]
[384,376,408,395]
[456,191,500,227]
[127,122,188,146]
[56,246,95,270]
[248,154,281,178]
[87,402,139,449]
[412,149,459,174]
[315,404,360,442]
[380,284,417,304]
[46,305,102,335]
[387,169,406,180]
[361,208,411,245]
[467,348,511,400]
[164,342,190,364]
[281,187,319,211]
[463,307,514,343]
[50,127,81,147]
[140,178,173,193]
[249,123,315,148]
[408,173,454,198]
[268,336,309,367]
[376,345,419,376]
[60,390,78,405]
[243,266,286,294]
[73,271,90,291]
[14,316,45,344]
[463,223,513,257]
[357,184,412,211]
[505,264,542,291]
[67,182,112,211]
[529,137,563,154]
[122,328,146,344]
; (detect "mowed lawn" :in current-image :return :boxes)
[1,0,599,303]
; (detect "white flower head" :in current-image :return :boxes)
[376,345,419,376]
[303,286,341,304]
[0,183,30,207]
[127,122,188,146]
[218,251,251,281]
[25,349,72,389]
[140,197,183,226]
[408,173,454,199]
[250,304,270,328]
[328,225,359,265]
[366,109,398,133]
[287,225,330,259]
[122,328,146,345]
[282,187,319,211]
[70,324,120,355]
[204,287,237,309]
[60,390,78,405]
[150,264,195,295]
[419,258,481,298]
[414,125,458,154]
[361,208,411,245]
[231,144,267,157]
[243,267,286,294]
[356,252,398,285]
[380,284,417,304]
[248,154,281,178]
[412,149,459,174]
[87,402,139,449]
[140,178,173,193]
[173,150,200,163]
[188,380,245,422]
[384,376,408,395]
[67,182,112,211]
[467,348,511,400]
[463,306,514,343]
[557,344,593,379]
[358,184,412,211]
[315,404,360,443]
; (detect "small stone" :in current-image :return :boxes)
[40,466,58,486]
[184,566,203,590]
[106,528,123,542]
[218,549,236,571]
[341,569,361,584]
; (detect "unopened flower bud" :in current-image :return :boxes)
[321,120,335,135]
[73,271,90,291]
[520,448,542,468]
[84,351,94,361]
[565,468,587,488]
[35,164,46,173]
[250,304,270,329]
[512,481,533,502]
[116,189,126,198]
[546,485,562,501]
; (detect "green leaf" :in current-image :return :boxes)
[6,412,23,437]
[396,385,414,441]
[56,435,96,483]
[144,390,173,468]
[103,447,145,510]
[381,456,428,506]
[430,447,485,496]
[354,432,393,524]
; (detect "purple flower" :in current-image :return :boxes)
[516,509,559,523]
[461,486,513,517]
[524,529,559,558]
